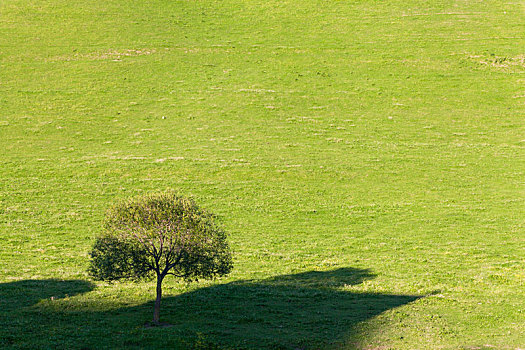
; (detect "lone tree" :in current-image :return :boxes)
[88,191,233,325]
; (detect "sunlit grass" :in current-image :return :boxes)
[0,0,524,348]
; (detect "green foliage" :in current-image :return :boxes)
[88,235,150,281]
[89,191,233,282]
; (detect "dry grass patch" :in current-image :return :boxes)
[468,54,525,70]
[47,49,157,62]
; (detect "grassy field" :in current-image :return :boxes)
[1,0,524,348]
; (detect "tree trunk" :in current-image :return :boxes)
[153,274,164,324]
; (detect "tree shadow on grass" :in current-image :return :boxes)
[155,268,420,349]
[0,279,95,348]
[0,269,421,349]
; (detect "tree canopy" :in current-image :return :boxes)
[89,191,233,324]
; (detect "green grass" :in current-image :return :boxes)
[0,0,524,348]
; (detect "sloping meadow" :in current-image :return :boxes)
[1,0,523,348]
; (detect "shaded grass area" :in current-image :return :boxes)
[0,269,420,349]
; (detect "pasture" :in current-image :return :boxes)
[0,0,524,348]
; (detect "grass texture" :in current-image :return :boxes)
[0,0,524,348]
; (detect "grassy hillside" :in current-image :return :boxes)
[1,0,523,348]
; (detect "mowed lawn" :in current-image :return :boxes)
[0,0,524,348]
